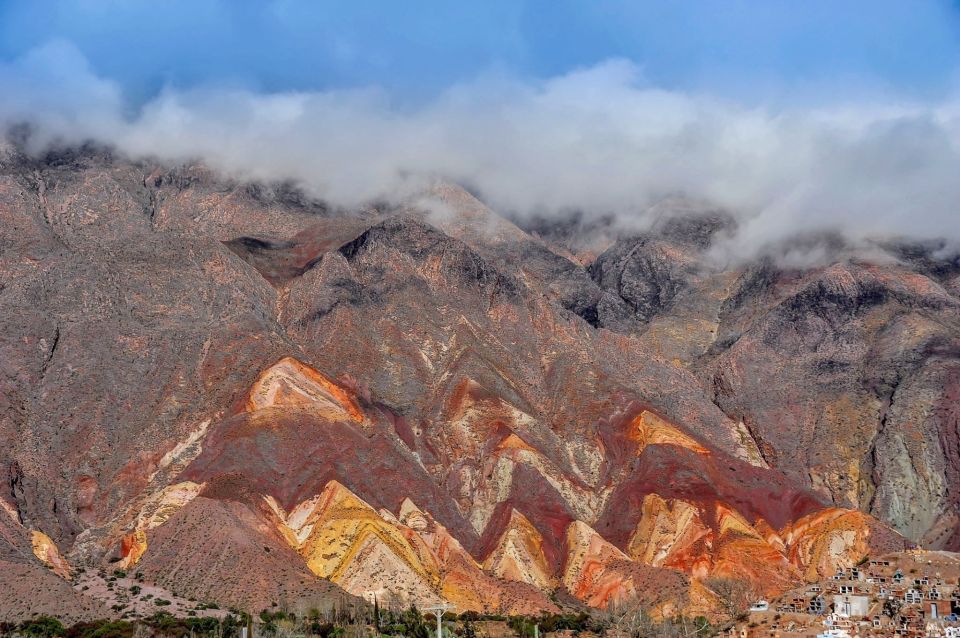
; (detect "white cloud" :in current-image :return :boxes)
[3,43,960,257]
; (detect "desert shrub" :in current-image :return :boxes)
[187,618,219,633]
[66,621,131,638]
[507,617,536,638]
[308,621,338,638]
[142,613,221,638]
[18,617,65,637]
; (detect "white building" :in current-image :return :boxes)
[832,594,870,618]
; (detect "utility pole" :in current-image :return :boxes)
[423,602,454,638]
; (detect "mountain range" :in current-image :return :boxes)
[2,139,958,622]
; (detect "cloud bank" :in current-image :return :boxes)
[2,40,960,254]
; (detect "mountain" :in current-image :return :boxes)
[2,141,955,622]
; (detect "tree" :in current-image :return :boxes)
[604,600,653,638]
[704,577,759,622]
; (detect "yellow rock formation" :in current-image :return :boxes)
[495,433,538,454]
[398,499,493,612]
[628,411,709,455]
[31,530,72,579]
[712,507,801,594]
[753,518,787,553]
[627,495,712,576]
[278,481,440,603]
[483,509,555,590]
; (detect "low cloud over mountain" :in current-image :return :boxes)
[3,41,960,260]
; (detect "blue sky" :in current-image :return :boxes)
[1,0,959,103]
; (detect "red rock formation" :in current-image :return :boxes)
[562,521,695,617]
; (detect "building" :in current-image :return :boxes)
[832,594,870,618]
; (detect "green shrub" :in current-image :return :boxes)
[18,616,66,637]
[65,620,135,638]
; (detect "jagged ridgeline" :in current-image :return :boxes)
[2,140,958,623]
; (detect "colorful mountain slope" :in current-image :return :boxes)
[1,144,948,621]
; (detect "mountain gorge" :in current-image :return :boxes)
[2,140,957,622]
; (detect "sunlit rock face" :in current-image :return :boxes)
[483,509,555,591]
[626,494,713,574]
[562,520,636,608]
[561,520,698,618]
[627,410,710,456]
[781,508,906,581]
[31,530,73,579]
[3,145,950,618]
[246,357,365,423]
[623,495,803,596]
[278,480,442,604]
